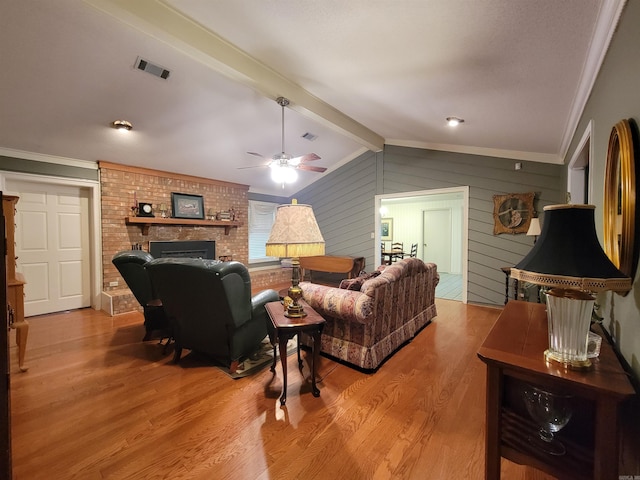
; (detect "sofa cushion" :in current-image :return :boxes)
[338,270,381,291]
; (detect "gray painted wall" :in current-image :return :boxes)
[0,156,98,181]
[295,151,379,273]
[384,146,565,305]
[565,0,640,381]
[297,145,565,306]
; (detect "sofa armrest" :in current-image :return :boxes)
[300,282,374,323]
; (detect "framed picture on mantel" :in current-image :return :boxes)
[171,193,205,220]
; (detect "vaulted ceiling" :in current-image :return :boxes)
[0,0,624,195]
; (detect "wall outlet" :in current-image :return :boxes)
[515,162,523,170]
[109,281,119,287]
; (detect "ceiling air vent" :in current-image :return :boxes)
[134,56,170,80]
[302,132,318,141]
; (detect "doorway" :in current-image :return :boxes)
[423,208,452,272]
[12,181,91,316]
[1,171,102,315]
[376,186,468,303]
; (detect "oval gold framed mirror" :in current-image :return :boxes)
[603,118,638,289]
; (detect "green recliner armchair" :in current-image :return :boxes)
[146,257,279,373]
[112,250,171,341]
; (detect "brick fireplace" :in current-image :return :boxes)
[100,161,258,314]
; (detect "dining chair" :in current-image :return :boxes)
[381,242,390,265]
[407,243,418,258]
[391,242,404,262]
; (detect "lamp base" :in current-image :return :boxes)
[284,304,307,318]
[544,349,592,370]
[284,282,307,318]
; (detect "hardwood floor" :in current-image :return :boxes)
[9,300,558,479]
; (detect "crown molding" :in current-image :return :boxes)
[385,139,563,164]
[558,0,627,161]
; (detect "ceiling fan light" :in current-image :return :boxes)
[270,164,297,184]
[446,116,464,127]
[283,166,298,183]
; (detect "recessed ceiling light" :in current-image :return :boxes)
[446,117,464,127]
[112,120,132,132]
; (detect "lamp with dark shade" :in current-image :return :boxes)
[526,217,541,243]
[266,201,325,318]
[511,204,631,368]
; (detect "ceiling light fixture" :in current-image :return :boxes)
[446,116,464,127]
[112,120,133,132]
[270,163,298,186]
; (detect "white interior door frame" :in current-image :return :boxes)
[375,186,469,303]
[567,120,593,204]
[0,170,102,311]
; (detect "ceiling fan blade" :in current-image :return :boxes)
[294,153,321,163]
[298,164,327,173]
[237,164,268,170]
[247,151,267,159]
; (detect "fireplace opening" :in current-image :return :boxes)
[149,240,215,260]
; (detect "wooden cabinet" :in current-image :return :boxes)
[477,301,635,479]
[3,195,28,372]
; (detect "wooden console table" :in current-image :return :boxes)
[477,301,635,479]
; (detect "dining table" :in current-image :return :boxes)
[381,250,404,265]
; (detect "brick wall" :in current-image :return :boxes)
[100,161,253,314]
[249,268,292,294]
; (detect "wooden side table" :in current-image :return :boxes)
[499,267,519,304]
[265,301,325,405]
[477,301,635,480]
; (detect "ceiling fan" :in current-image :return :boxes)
[240,97,326,185]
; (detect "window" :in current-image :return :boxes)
[248,200,279,263]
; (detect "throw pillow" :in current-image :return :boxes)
[338,271,381,291]
[339,278,362,291]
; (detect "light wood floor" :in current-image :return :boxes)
[9,300,558,479]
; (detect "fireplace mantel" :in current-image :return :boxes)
[125,216,242,235]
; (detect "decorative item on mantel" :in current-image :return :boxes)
[131,191,138,217]
[266,200,325,318]
[137,202,154,217]
[159,203,168,218]
[510,204,631,369]
[217,210,232,221]
[214,208,237,221]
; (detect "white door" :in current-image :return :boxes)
[423,208,452,273]
[12,182,91,316]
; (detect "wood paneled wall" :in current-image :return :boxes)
[295,151,379,274]
[296,145,565,306]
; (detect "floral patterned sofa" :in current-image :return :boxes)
[300,258,439,370]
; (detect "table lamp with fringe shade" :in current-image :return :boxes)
[510,204,631,369]
[266,201,325,318]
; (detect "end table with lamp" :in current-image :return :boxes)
[479,204,635,479]
[264,200,327,405]
[265,300,325,406]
